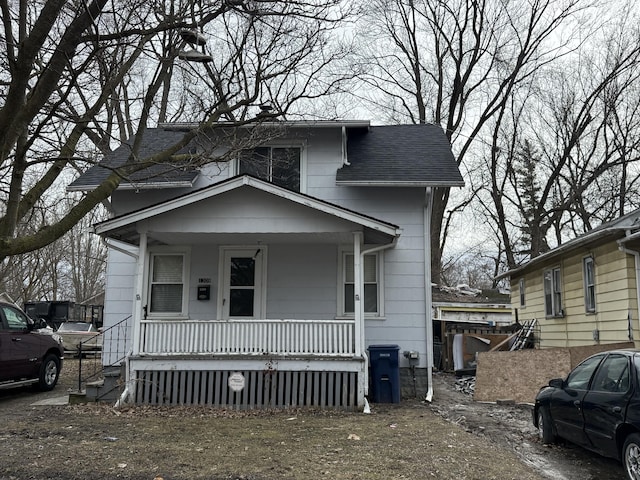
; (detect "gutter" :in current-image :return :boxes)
[424,187,434,402]
[102,238,140,259]
[497,225,639,281]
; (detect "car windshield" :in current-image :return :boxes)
[58,322,92,332]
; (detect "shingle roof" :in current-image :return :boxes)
[68,122,463,191]
[337,124,463,186]
[67,128,199,191]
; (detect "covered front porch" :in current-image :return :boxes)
[96,176,401,409]
[130,318,362,407]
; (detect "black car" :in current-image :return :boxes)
[533,349,640,480]
[0,301,64,391]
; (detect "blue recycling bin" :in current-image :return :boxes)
[368,344,400,403]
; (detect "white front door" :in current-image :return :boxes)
[220,247,265,319]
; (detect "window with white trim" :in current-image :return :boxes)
[519,278,526,307]
[543,267,562,317]
[148,252,188,316]
[342,252,380,316]
[238,146,302,191]
[583,256,596,313]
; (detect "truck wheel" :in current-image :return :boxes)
[38,354,60,391]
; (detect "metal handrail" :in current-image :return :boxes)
[77,315,131,393]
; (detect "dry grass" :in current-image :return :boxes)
[0,360,547,480]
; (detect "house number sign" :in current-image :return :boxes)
[228,372,245,392]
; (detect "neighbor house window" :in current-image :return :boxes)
[543,267,562,317]
[238,146,301,191]
[342,252,381,316]
[583,256,596,313]
[149,252,188,316]
[519,278,526,307]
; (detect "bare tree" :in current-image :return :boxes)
[477,22,640,268]
[353,0,597,282]
[0,0,353,261]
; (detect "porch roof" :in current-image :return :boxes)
[94,175,401,246]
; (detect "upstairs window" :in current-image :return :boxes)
[583,256,596,313]
[238,146,301,191]
[544,267,563,317]
[519,278,526,307]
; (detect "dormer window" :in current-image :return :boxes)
[238,146,301,191]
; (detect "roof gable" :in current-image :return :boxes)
[95,175,401,244]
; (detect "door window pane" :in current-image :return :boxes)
[231,258,255,286]
[230,290,255,317]
[229,257,256,317]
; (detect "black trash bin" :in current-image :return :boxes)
[368,344,400,403]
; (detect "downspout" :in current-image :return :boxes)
[100,238,140,408]
[117,230,148,408]
[618,235,640,345]
[342,126,350,165]
[353,232,398,413]
[424,187,434,402]
[358,234,400,411]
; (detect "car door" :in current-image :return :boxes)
[1,305,43,379]
[582,353,633,458]
[550,354,604,448]
[0,313,14,381]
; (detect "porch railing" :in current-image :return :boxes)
[138,319,357,357]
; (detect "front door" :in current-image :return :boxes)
[221,248,265,319]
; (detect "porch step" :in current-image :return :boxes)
[84,365,124,403]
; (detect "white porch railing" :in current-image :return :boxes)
[138,319,357,357]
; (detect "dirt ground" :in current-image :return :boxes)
[0,361,626,480]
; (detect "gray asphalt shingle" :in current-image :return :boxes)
[67,128,199,190]
[68,123,463,191]
[337,124,463,186]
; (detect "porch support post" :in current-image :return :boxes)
[132,230,148,356]
[353,231,367,404]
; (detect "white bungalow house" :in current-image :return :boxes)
[69,120,464,409]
